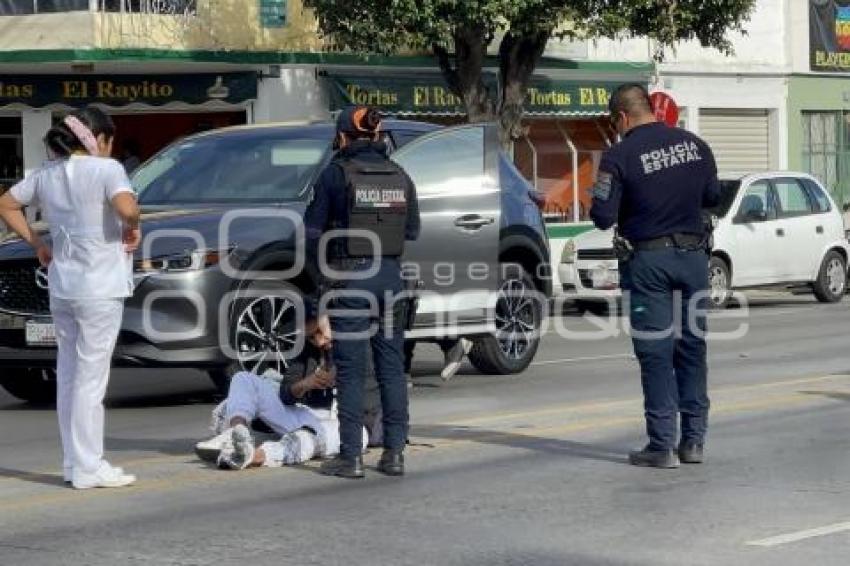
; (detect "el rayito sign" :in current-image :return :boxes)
[62,80,175,101]
[0,73,257,107]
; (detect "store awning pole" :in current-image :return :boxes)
[523,136,539,190]
[556,121,580,223]
[594,121,612,148]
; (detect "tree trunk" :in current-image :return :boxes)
[497,31,550,150]
[433,26,495,123]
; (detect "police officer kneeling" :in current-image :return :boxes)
[305,106,420,478]
[590,84,721,469]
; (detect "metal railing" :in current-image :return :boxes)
[0,1,196,14]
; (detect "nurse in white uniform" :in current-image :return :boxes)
[0,107,141,489]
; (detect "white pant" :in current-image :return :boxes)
[51,297,124,477]
[224,372,368,465]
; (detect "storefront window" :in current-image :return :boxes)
[0,0,88,14]
[802,111,849,208]
[0,117,23,196]
[514,118,613,224]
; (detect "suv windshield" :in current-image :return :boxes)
[707,180,741,218]
[134,135,330,205]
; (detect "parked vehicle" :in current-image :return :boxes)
[558,172,849,309]
[0,121,550,402]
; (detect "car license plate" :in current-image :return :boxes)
[591,268,620,289]
[26,320,56,347]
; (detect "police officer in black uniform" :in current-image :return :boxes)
[304,106,420,479]
[590,84,721,469]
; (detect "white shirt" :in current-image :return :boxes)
[11,156,135,300]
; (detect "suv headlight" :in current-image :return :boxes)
[561,239,577,264]
[134,248,233,274]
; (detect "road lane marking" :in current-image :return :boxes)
[531,354,634,366]
[426,392,818,452]
[0,388,837,513]
[2,374,848,490]
[746,521,850,547]
[444,373,850,427]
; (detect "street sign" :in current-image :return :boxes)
[650,91,680,127]
[260,0,287,28]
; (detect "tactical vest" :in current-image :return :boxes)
[338,157,409,258]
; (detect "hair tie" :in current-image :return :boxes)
[64,116,101,156]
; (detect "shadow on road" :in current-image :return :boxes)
[412,424,629,465]
[105,436,199,456]
[799,390,850,403]
[462,551,640,566]
[0,467,64,487]
[104,390,220,410]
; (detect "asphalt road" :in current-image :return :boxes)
[1,293,849,566]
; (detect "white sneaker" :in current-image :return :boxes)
[195,427,235,463]
[72,463,136,490]
[441,338,472,381]
[63,466,73,484]
[209,401,228,434]
[217,424,255,470]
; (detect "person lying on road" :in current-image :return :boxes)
[196,345,375,471]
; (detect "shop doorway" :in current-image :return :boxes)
[0,116,23,195]
[111,110,247,172]
[514,118,614,223]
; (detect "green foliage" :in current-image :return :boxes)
[303,0,757,142]
[303,0,757,57]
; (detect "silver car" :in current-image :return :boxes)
[0,121,551,402]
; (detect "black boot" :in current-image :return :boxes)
[628,446,680,469]
[678,441,705,464]
[376,450,405,476]
[320,455,365,479]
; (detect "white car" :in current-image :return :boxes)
[558,172,850,309]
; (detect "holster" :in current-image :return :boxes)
[612,234,634,262]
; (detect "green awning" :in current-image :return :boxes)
[0,72,257,109]
[325,72,628,117]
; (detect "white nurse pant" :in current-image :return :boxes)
[51,297,124,478]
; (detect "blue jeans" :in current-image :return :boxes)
[328,258,407,458]
[621,248,710,451]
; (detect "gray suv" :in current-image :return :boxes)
[0,121,550,402]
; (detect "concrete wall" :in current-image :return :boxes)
[0,13,95,50]
[0,0,321,52]
[95,0,321,51]
[253,67,328,124]
[788,0,814,73]
[586,0,790,73]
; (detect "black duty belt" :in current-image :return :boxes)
[632,234,703,252]
[328,257,371,270]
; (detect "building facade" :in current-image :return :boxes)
[581,0,850,212]
[0,0,325,194]
[0,0,653,234]
[7,0,845,217]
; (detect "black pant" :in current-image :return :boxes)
[620,248,711,451]
[329,258,407,458]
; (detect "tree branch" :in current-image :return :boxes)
[432,43,462,96]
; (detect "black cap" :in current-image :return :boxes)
[336,106,382,136]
